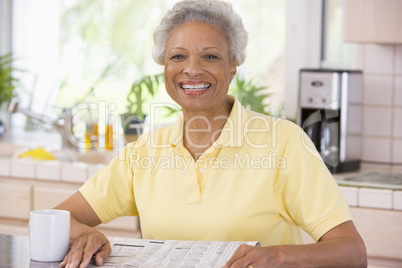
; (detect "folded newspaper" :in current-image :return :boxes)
[102,237,260,268]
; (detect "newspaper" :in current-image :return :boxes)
[101,238,259,268]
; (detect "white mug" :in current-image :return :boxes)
[29,209,70,262]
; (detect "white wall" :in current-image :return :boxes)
[284,0,323,121]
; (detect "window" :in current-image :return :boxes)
[10,0,286,133]
[321,0,354,68]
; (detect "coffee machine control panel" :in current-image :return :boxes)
[299,71,340,109]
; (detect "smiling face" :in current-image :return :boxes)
[164,21,237,115]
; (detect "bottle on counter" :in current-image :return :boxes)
[84,87,99,149]
[92,122,99,148]
[84,124,92,152]
[105,115,114,150]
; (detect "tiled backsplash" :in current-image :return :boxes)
[353,44,402,164]
[339,186,401,211]
[0,158,105,184]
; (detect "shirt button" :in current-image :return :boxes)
[199,168,204,174]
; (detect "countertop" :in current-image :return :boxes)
[333,163,402,190]
[0,233,61,268]
[0,233,104,267]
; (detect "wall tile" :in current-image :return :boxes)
[351,44,365,70]
[61,162,88,183]
[358,188,393,209]
[394,191,402,210]
[363,106,392,136]
[392,139,402,163]
[394,108,402,138]
[395,77,402,106]
[10,159,36,179]
[396,45,402,75]
[359,44,400,164]
[36,161,61,181]
[362,137,391,162]
[363,75,393,105]
[339,186,358,207]
[364,44,394,75]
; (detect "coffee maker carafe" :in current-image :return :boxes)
[298,69,363,173]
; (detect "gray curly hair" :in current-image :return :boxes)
[152,0,248,66]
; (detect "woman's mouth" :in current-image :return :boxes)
[179,83,211,93]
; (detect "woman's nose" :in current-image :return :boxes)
[183,57,203,77]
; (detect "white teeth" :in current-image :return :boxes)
[181,83,211,91]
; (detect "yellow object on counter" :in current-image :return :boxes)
[18,147,56,160]
[105,123,113,150]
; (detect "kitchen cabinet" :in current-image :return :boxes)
[0,176,140,239]
[351,207,402,266]
[301,207,402,267]
[0,139,140,238]
[0,182,31,220]
[344,0,402,44]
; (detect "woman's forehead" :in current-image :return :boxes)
[166,21,230,50]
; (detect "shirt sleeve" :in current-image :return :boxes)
[273,123,352,242]
[79,146,139,224]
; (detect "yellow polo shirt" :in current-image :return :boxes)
[80,95,351,246]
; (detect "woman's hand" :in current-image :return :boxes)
[224,221,367,268]
[59,227,111,268]
[54,191,112,267]
[224,244,281,268]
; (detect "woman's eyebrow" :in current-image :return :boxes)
[167,47,186,52]
[202,46,223,52]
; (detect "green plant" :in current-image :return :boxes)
[0,53,18,109]
[229,74,272,115]
[125,73,164,120]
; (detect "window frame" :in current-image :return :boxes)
[0,0,12,55]
[284,0,324,121]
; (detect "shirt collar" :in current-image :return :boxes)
[168,95,248,148]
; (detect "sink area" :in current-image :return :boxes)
[63,150,117,164]
[0,143,27,158]
[0,141,118,183]
[0,142,117,165]
[337,171,402,190]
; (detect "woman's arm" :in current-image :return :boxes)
[224,220,367,268]
[54,191,111,268]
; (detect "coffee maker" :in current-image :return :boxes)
[298,69,363,173]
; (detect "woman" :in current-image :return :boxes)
[57,0,367,267]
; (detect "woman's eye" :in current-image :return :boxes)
[205,55,218,60]
[171,55,185,60]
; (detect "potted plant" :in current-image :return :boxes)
[229,74,273,115]
[0,53,19,136]
[121,73,164,142]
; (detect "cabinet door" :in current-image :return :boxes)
[344,0,402,43]
[0,182,32,220]
[33,186,78,210]
[351,207,402,262]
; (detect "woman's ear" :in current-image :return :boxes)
[230,65,237,81]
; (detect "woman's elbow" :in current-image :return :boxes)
[353,237,367,267]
